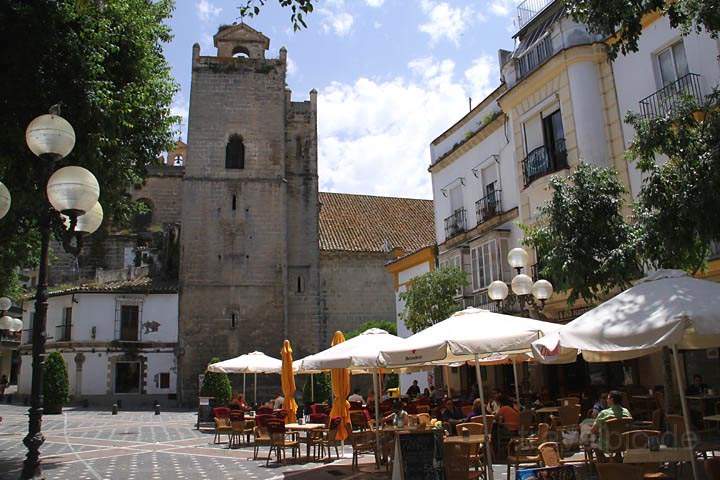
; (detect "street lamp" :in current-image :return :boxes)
[17,111,102,480]
[0,296,23,333]
[488,248,554,312]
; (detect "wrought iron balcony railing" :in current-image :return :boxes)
[639,73,703,119]
[475,188,503,225]
[516,35,553,79]
[522,138,567,187]
[444,208,467,239]
[517,0,554,29]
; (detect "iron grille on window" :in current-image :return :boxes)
[639,73,703,119]
[522,138,567,187]
[475,188,502,224]
[444,208,467,239]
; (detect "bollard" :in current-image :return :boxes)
[154,404,160,415]
[112,403,118,415]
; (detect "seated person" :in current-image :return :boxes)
[384,400,409,427]
[366,390,375,405]
[406,380,421,399]
[497,396,520,433]
[591,390,632,452]
[465,398,485,421]
[686,374,708,396]
[486,388,502,415]
[348,388,365,404]
[272,393,284,410]
[230,393,251,411]
[421,388,430,399]
[430,385,444,403]
[589,391,607,419]
[438,399,464,422]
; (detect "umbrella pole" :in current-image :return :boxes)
[243,373,246,399]
[671,344,699,480]
[311,373,315,403]
[254,373,257,407]
[373,371,382,468]
[512,359,521,410]
[474,354,494,480]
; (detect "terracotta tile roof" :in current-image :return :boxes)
[45,276,178,298]
[319,192,436,253]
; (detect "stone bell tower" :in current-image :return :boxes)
[178,24,320,403]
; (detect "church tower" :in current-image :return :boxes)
[178,24,320,402]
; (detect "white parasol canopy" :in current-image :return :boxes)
[299,328,407,372]
[207,351,282,374]
[531,269,720,363]
[529,269,720,480]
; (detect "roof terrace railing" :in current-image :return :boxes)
[517,0,554,29]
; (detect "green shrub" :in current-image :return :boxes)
[43,351,68,414]
[200,357,232,405]
[302,373,332,405]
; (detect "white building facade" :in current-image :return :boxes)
[18,278,178,406]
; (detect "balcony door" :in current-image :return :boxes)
[118,305,140,341]
[542,109,566,166]
[657,41,689,87]
[449,184,463,214]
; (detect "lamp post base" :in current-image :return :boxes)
[21,406,45,479]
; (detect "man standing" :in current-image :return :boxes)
[406,380,420,398]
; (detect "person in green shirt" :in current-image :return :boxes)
[591,390,632,451]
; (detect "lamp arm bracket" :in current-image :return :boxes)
[50,210,84,256]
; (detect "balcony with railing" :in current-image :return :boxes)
[639,73,703,119]
[475,188,503,225]
[444,208,467,239]
[516,34,553,80]
[522,138,567,187]
[517,0,554,29]
[55,323,72,342]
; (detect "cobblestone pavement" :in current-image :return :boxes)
[0,404,384,480]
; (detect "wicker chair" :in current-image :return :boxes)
[621,429,660,450]
[230,419,253,447]
[213,417,232,444]
[320,418,348,460]
[506,437,541,480]
[416,413,431,426]
[455,423,487,474]
[444,442,483,480]
[350,430,378,470]
[252,423,271,460]
[605,418,633,460]
[265,418,299,466]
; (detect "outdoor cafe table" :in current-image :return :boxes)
[686,394,720,417]
[443,434,486,445]
[534,406,559,422]
[284,423,326,459]
[623,447,693,464]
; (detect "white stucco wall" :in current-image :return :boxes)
[430,101,502,161]
[612,17,720,197]
[567,61,609,167]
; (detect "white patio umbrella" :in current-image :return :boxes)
[299,328,409,460]
[207,351,282,405]
[530,269,720,480]
[379,307,565,480]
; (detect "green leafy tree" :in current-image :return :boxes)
[523,164,641,305]
[43,351,69,414]
[628,91,720,272]
[239,0,315,31]
[346,320,397,339]
[565,0,720,59]
[302,372,331,404]
[201,357,232,405]
[399,266,468,333]
[0,0,178,295]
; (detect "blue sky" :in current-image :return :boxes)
[165,0,518,198]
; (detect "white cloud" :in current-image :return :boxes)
[286,55,298,76]
[319,8,354,36]
[317,56,498,198]
[418,1,475,46]
[373,21,383,29]
[489,0,515,17]
[195,0,222,22]
[171,94,189,141]
[365,0,385,6]
[464,55,496,101]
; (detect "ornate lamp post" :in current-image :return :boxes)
[488,247,553,314]
[17,111,103,479]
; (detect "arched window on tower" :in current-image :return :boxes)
[225,134,245,169]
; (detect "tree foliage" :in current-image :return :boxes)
[239,0,315,31]
[43,351,69,413]
[523,164,641,305]
[201,357,232,405]
[302,372,331,404]
[628,90,720,272]
[399,266,468,334]
[565,0,720,59]
[346,320,397,339]
[0,1,178,296]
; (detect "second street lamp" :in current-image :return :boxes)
[20,111,102,480]
[488,247,554,314]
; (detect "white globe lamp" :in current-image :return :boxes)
[63,202,103,234]
[46,166,100,215]
[25,114,76,159]
[10,317,23,332]
[0,315,13,330]
[511,273,533,296]
[507,248,529,271]
[0,182,11,220]
[531,279,554,303]
[0,297,12,312]
[488,280,509,302]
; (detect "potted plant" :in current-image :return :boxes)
[43,351,69,414]
[200,357,231,408]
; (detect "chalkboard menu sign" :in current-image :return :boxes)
[398,430,444,480]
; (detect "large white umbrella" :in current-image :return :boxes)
[208,351,283,405]
[531,270,720,480]
[379,307,565,480]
